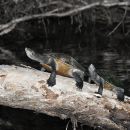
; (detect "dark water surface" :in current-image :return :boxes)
[0,19,130,130]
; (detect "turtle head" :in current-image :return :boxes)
[25,47,49,64]
[25,48,36,60]
[25,47,44,63]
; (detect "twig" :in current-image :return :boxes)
[66,120,70,130]
[71,117,78,130]
[104,1,129,7]
[0,23,16,35]
[0,8,60,35]
[107,4,128,36]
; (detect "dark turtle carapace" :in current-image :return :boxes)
[25,48,86,89]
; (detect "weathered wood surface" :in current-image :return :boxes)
[0,65,129,130]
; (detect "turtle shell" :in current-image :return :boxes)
[44,53,86,72]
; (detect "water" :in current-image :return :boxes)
[0,19,130,130]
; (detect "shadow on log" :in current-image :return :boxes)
[0,65,129,130]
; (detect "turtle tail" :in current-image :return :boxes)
[25,48,44,63]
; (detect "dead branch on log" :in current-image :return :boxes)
[0,65,129,130]
[0,1,130,35]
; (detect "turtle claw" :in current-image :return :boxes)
[94,92,102,98]
[47,78,56,87]
[76,82,83,90]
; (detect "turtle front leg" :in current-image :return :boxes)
[47,58,56,87]
[72,70,84,90]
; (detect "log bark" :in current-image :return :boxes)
[0,65,129,130]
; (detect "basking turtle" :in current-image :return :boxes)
[25,48,86,89]
[88,64,124,101]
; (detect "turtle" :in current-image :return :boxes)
[25,48,86,90]
[88,64,124,101]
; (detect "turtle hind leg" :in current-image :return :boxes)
[72,70,84,90]
[94,78,104,98]
[47,58,56,87]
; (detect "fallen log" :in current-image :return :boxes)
[0,65,129,130]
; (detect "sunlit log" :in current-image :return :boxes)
[0,65,129,130]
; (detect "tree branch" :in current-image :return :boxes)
[107,3,128,36]
[0,1,129,35]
